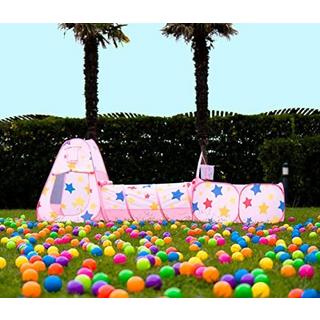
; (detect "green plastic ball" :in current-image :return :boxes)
[74,274,91,292]
[159,266,175,279]
[93,272,110,284]
[282,259,294,266]
[78,230,87,238]
[156,251,168,262]
[155,239,165,247]
[251,268,265,278]
[292,250,304,260]
[118,269,134,285]
[208,238,217,247]
[164,287,182,298]
[265,251,276,260]
[124,246,135,255]
[50,231,58,239]
[309,232,317,239]
[6,241,16,250]
[254,274,270,285]
[292,258,304,269]
[136,258,151,271]
[234,284,253,298]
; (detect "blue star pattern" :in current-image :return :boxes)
[278,200,285,211]
[212,185,223,197]
[116,191,125,201]
[172,189,184,201]
[251,184,261,195]
[81,211,93,221]
[65,183,75,194]
[192,202,199,213]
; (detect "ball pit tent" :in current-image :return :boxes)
[37,138,285,223]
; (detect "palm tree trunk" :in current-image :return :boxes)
[84,37,99,141]
[193,29,209,162]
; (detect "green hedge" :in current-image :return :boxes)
[259,135,320,207]
[0,114,319,208]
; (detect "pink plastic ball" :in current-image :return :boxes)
[60,250,72,260]
[217,238,226,246]
[259,238,268,245]
[194,266,206,279]
[113,253,127,265]
[77,267,94,279]
[218,253,231,264]
[298,264,314,279]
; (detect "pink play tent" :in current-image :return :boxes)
[37,138,285,223]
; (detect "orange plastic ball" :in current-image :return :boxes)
[164,237,172,244]
[29,255,42,263]
[189,244,200,251]
[288,288,304,298]
[241,247,253,258]
[203,267,220,283]
[97,284,115,298]
[288,244,298,253]
[22,281,41,298]
[82,258,97,271]
[179,262,194,276]
[20,263,36,273]
[127,276,145,293]
[109,289,129,298]
[48,263,64,276]
[71,239,79,247]
[213,281,233,298]
[281,265,296,278]
[32,261,46,272]
[22,269,39,282]
[307,246,318,253]
[154,256,162,267]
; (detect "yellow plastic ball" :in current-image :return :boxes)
[15,255,29,268]
[0,257,7,269]
[104,246,116,257]
[196,250,209,261]
[276,239,287,247]
[34,245,45,254]
[68,248,79,258]
[230,244,241,253]
[47,246,59,255]
[170,224,177,230]
[292,237,303,246]
[242,235,251,243]
[259,257,273,270]
[188,257,203,265]
[177,252,184,261]
[232,252,244,262]
[252,282,270,298]
[222,230,230,237]
[102,240,112,247]
[1,237,9,245]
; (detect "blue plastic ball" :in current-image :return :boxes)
[91,247,103,256]
[43,255,56,267]
[44,275,62,293]
[302,289,318,298]
[234,269,249,283]
[300,244,310,253]
[168,252,179,262]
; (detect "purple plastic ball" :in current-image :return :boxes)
[240,273,255,286]
[91,281,108,296]
[56,256,69,267]
[220,274,237,288]
[145,274,162,290]
[146,254,156,266]
[149,245,159,254]
[173,262,181,275]
[67,280,84,295]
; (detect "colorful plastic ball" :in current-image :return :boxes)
[109,289,129,298]
[241,247,253,258]
[220,274,236,288]
[118,269,134,285]
[231,244,241,253]
[164,287,182,298]
[234,269,249,282]
[0,257,7,269]
[240,273,255,286]
[113,253,127,265]
[48,263,64,276]
[6,241,16,250]
[298,264,314,279]
[218,253,231,264]
[234,283,253,298]
[168,252,179,262]
[91,281,108,296]
[292,237,302,246]
[203,267,220,283]
[232,252,244,262]
[292,258,304,270]
[67,280,84,295]
[55,256,69,267]
[145,274,162,290]
[77,267,94,279]
[43,275,62,293]
[280,265,296,278]
[127,276,145,293]
[124,245,135,256]
[22,268,39,282]
[252,282,270,298]
[213,281,233,298]
[97,284,115,298]
[82,258,97,271]
[251,268,265,278]
[32,261,46,272]
[264,251,276,260]
[104,246,116,257]
[159,266,175,279]
[15,255,28,268]
[93,272,110,284]
[259,257,273,270]
[292,250,304,260]
[179,262,194,276]
[254,274,270,285]
[136,258,151,271]
[208,238,217,247]
[288,288,303,298]
[42,255,56,267]
[302,289,318,298]
[22,281,41,298]
[156,251,168,262]
[74,274,92,292]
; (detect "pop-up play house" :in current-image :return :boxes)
[37,138,285,223]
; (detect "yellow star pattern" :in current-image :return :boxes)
[169,204,175,209]
[205,182,211,189]
[259,202,269,214]
[199,191,203,196]
[127,197,136,204]
[150,202,159,210]
[67,162,76,170]
[229,197,236,204]
[73,197,85,208]
[61,203,66,209]
[50,211,57,219]
[77,175,84,183]
[219,206,230,217]
[84,184,91,194]
[90,203,97,210]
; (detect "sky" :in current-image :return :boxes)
[0,23,320,119]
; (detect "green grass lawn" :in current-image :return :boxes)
[0,208,319,298]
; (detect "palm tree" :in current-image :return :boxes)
[162,23,237,161]
[59,23,129,141]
